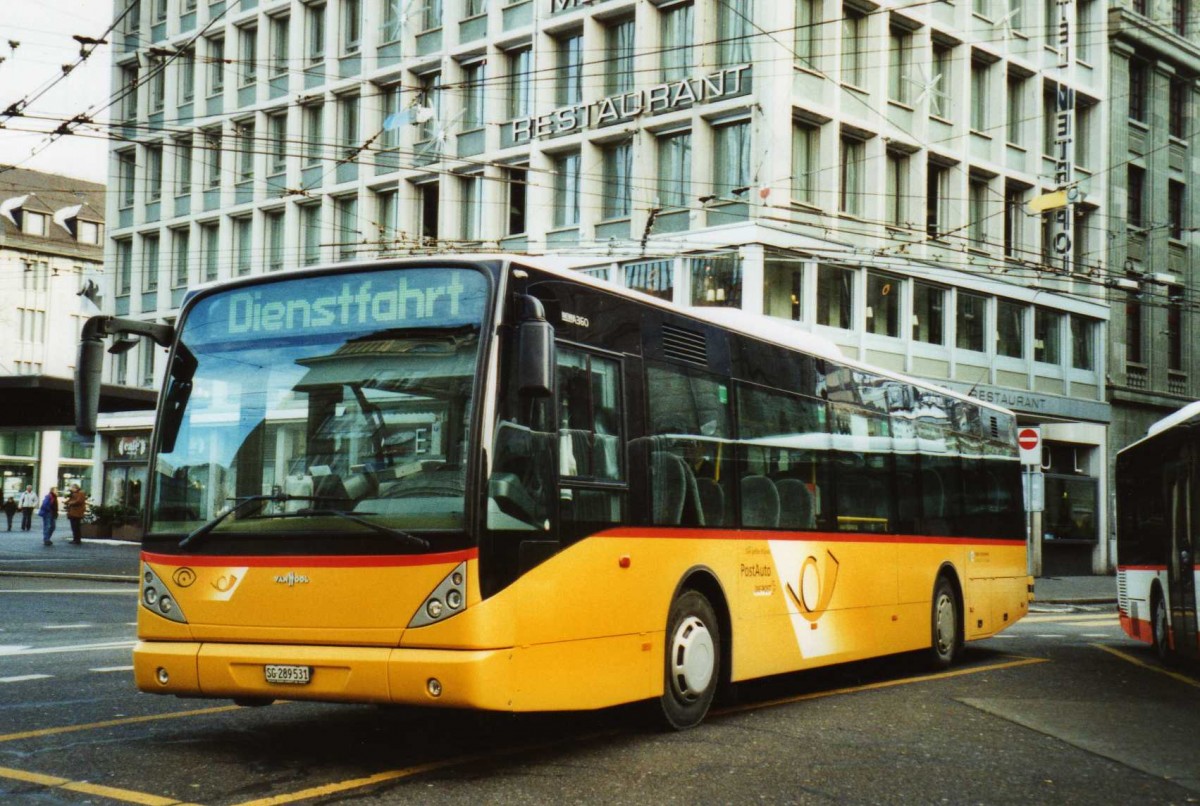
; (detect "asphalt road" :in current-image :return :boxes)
[1,575,1197,805]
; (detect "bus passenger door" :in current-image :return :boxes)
[1170,450,1198,658]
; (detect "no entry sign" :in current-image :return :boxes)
[1017,427,1042,466]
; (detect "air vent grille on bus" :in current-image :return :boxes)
[988,415,1000,439]
[662,324,708,366]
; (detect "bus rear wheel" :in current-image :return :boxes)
[1151,593,1171,662]
[657,590,720,731]
[930,576,961,668]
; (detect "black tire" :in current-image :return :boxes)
[657,590,720,731]
[930,575,961,669]
[1151,592,1171,663]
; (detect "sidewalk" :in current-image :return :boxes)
[1,530,1119,604]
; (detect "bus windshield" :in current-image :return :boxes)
[149,266,491,549]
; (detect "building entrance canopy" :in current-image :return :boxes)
[0,375,156,429]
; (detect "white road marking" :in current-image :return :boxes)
[43,624,94,630]
[0,641,135,657]
[0,674,52,683]
[1035,634,1066,639]
[1082,633,1111,638]
[89,665,134,673]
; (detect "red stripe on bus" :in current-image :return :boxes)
[595,527,1022,546]
[1116,565,1168,572]
[1119,613,1154,646]
[140,549,477,568]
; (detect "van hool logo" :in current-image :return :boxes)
[785,550,840,622]
[275,572,310,587]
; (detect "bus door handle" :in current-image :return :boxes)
[1182,550,1191,567]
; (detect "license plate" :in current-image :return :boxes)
[264,664,311,685]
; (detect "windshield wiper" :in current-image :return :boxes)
[289,508,430,550]
[179,494,337,550]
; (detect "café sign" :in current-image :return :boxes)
[509,64,752,145]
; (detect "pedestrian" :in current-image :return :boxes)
[38,486,58,546]
[65,484,87,544]
[2,496,16,530]
[18,485,37,531]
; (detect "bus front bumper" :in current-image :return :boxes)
[133,641,515,710]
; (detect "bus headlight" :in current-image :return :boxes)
[140,564,188,624]
[408,562,467,628]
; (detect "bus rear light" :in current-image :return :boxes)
[141,564,188,624]
[408,562,467,628]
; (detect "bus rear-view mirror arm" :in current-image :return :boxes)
[75,315,187,438]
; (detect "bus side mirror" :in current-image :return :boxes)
[517,318,555,398]
[75,336,105,437]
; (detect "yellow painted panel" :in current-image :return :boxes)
[133,640,200,694]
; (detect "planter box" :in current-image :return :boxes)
[81,523,112,539]
[113,524,143,541]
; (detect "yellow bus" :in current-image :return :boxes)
[75,256,1031,729]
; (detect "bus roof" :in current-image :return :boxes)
[1146,400,1200,439]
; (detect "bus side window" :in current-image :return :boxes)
[557,348,625,532]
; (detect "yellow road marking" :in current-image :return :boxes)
[715,656,1049,717]
[1092,643,1200,689]
[0,704,242,744]
[234,761,471,806]
[0,766,195,806]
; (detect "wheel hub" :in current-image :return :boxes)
[670,615,714,702]
[934,593,955,654]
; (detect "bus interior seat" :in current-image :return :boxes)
[652,450,704,526]
[695,477,725,526]
[776,478,815,529]
[741,475,780,528]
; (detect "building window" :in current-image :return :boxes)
[204,129,221,188]
[1077,0,1095,61]
[973,0,992,17]
[172,228,189,286]
[239,25,258,86]
[146,145,163,202]
[556,33,583,106]
[1128,165,1145,228]
[343,0,361,54]
[381,0,402,42]
[1169,180,1185,240]
[1125,299,1142,364]
[885,150,908,227]
[506,166,527,236]
[461,61,485,130]
[208,36,225,94]
[201,222,219,281]
[1004,184,1024,258]
[421,0,443,31]
[465,0,486,16]
[816,264,853,329]
[926,163,948,239]
[460,174,482,242]
[1071,315,1095,371]
[141,342,156,388]
[658,131,691,209]
[956,291,986,352]
[417,72,442,143]
[178,48,195,103]
[624,258,674,301]
[1033,308,1061,364]
[690,254,742,307]
[118,150,136,208]
[270,15,289,76]
[119,64,139,121]
[113,238,132,295]
[713,120,750,202]
[418,181,439,243]
[1168,287,1184,371]
[912,282,944,345]
[303,103,323,166]
[1129,60,1147,123]
[971,56,989,131]
[606,17,635,95]
[839,135,865,216]
[1170,79,1187,139]
[661,2,694,81]
[233,216,252,276]
[792,122,819,205]
[888,25,911,104]
[795,0,818,70]
[20,210,47,237]
[267,111,287,174]
[996,300,1025,358]
[1173,0,1187,35]
[142,231,160,291]
[265,209,285,270]
[595,140,633,221]
[175,137,192,195]
[866,273,901,337]
[77,220,103,245]
[236,121,255,181]
[841,8,866,87]
[149,63,165,112]
[306,2,326,65]
[930,41,951,118]
[968,177,989,250]
[507,47,531,120]
[1007,73,1024,145]
[338,93,359,160]
[717,0,751,67]
[376,189,397,252]
[336,195,358,260]
[554,152,581,228]
[300,204,322,265]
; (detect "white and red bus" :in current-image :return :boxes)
[1116,401,1200,660]
[76,256,1030,729]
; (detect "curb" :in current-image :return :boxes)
[0,570,138,583]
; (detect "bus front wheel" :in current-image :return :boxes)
[1152,593,1171,662]
[658,590,720,731]
[930,576,961,668]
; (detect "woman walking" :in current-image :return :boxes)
[38,486,58,546]
[65,484,87,544]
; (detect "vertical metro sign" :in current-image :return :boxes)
[1051,0,1075,274]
